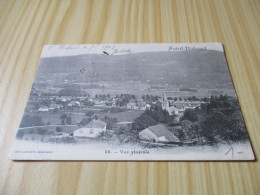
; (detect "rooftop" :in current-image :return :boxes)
[147,124,179,142]
[85,120,107,129]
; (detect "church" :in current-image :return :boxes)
[161,92,179,116]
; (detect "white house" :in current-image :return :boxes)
[139,124,179,143]
[73,120,107,138]
[60,97,67,102]
[49,103,63,110]
[126,102,137,109]
[68,101,80,107]
[145,104,151,110]
[38,106,49,112]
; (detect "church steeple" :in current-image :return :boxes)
[163,92,167,101]
[162,92,169,111]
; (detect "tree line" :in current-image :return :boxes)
[179,95,249,144]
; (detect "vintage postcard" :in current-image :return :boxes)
[10,43,255,161]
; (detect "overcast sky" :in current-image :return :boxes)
[41,43,224,58]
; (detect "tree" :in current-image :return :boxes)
[66,116,72,125]
[180,120,193,137]
[37,128,48,135]
[56,126,62,133]
[93,114,99,120]
[132,114,158,131]
[84,100,94,106]
[202,97,208,102]
[61,136,76,143]
[132,104,174,132]
[60,114,67,124]
[86,111,94,117]
[102,116,118,130]
[80,118,91,126]
[180,109,198,122]
[41,99,50,107]
[51,108,58,114]
[121,97,129,106]
[60,114,67,120]
[201,111,226,143]
[178,95,249,144]
[113,125,139,143]
[222,111,248,142]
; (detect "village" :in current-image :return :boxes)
[18,85,208,146]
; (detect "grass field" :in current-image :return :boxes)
[19,125,79,134]
[24,108,144,126]
[98,109,144,122]
[24,112,83,125]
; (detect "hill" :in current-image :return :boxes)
[36,50,233,88]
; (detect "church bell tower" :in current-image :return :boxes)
[162,92,169,111]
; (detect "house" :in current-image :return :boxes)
[144,104,151,110]
[73,120,107,138]
[60,97,67,102]
[38,106,49,112]
[138,103,151,110]
[49,103,63,110]
[137,101,145,107]
[136,101,151,110]
[52,132,70,138]
[126,102,137,109]
[94,100,106,106]
[139,124,179,143]
[112,101,117,107]
[68,101,80,107]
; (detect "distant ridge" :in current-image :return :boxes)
[37,50,233,88]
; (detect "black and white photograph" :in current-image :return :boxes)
[9,43,255,161]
